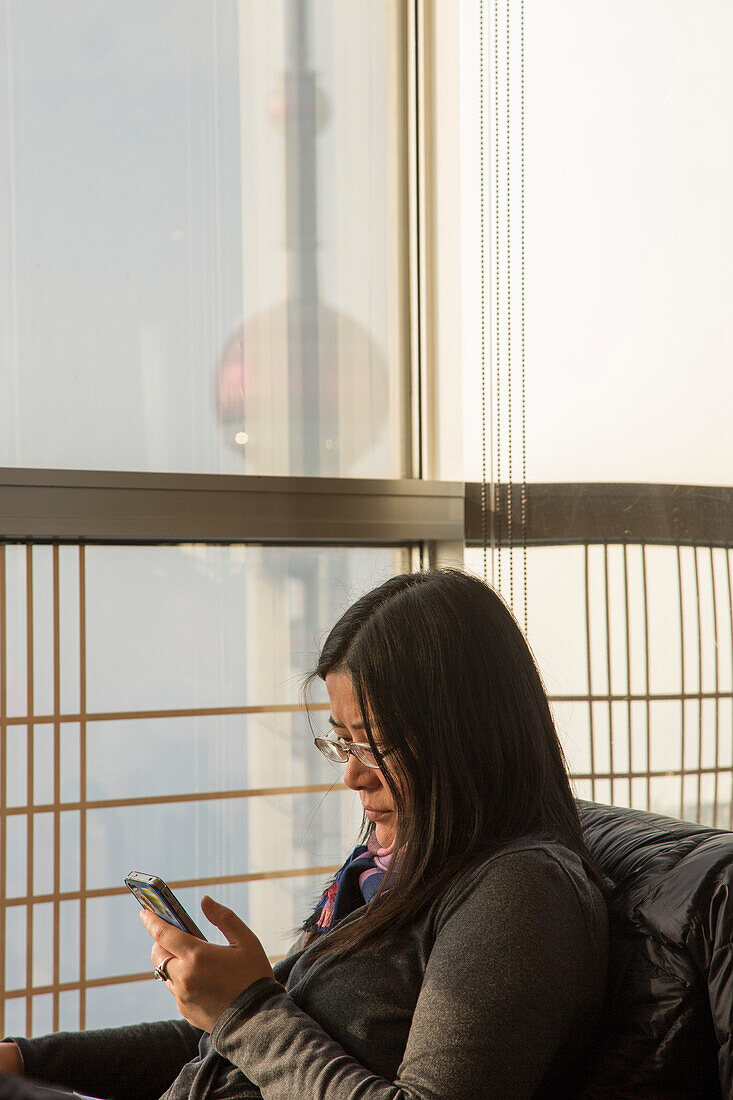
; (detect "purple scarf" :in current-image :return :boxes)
[306,832,397,933]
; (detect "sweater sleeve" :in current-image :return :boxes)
[9,1019,202,1100]
[210,849,607,1100]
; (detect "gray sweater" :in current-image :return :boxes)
[13,840,608,1100]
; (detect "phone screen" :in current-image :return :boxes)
[125,872,206,939]
[132,883,190,931]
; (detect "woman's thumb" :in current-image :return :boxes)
[201,895,246,945]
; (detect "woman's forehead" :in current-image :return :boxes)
[325,669,362,724]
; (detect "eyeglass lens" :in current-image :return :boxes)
[314,736,379,768]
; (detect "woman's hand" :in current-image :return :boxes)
[141,895,275,1033]
[0,1042,23,1075]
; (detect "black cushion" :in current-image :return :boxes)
[577,800,733,1098]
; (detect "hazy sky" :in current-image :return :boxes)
[0,0,393,477]
[461,0,733,487]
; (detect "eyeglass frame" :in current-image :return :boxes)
[313,734,392,770]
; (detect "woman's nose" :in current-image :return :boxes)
[343,752,375,789]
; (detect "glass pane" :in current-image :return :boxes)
[465,545,733,826]
[461,0,733,486]
[86,712,346,801]
[84,543,403,711]
[0,0,405,476]
[461,0,733,828]
[86,789,356,893]
[85,980,174,1031]
[84,870,328,1029]
[4,906,26,992]
[58,989,80,1032]
[1,542,408,1034]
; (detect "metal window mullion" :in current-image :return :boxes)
[408,0,427,482]
[677,546,686,820]
[385,0,413,481]
[693,548,703,821]
[0,546,6,1036]
[52,546,61,1030]
[727,549,733,830]
[603,546,614,805]
[584,545,596,802]
[709,547,721,825]
[623,545,633,808]
[78,546,87,1030]
[25,545,34,1035]
[641,545,652,811]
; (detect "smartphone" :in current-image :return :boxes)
[125,871,207,940]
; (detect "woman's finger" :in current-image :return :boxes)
[151,944,177,971]
[140,908,192,954]
[151,949,178,984]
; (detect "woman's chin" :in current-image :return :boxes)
[374,818,396,847]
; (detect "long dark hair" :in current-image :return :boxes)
[304,568,601,956]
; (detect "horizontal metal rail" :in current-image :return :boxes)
[3,864,343,908]
[3,781,348,816]
[4,961,287,1000]
[572,766,731,782]
[2,471,732,548]
[0,701,329,726]
[0,469,463,544]
[465,482,733,547]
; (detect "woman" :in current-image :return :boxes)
[1,570,608,1098]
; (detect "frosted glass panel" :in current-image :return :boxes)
[1,541,408,1034]
[0,0,403,476]
[465,545,733,827]
[84,543,401,711]
[461,0,733,485]
[85,714,337,801]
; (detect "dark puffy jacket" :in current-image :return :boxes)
[577,800,733,1098]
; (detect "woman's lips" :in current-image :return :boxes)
[363,807,392,821]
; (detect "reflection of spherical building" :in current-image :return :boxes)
[216,299,390,476]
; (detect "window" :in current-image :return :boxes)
[0,0,409,478]
[0,0,445,1035]
[460,0,733,823]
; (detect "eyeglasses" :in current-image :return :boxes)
[313,735,387,770]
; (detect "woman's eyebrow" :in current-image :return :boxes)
[328,716,366,731]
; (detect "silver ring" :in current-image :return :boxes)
[153,956,173,982]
